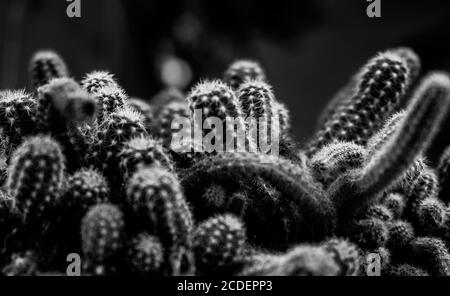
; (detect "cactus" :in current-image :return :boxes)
[126,233,164,275]
[387,220,415,251]
[310,141,367,187]
[223,60,266,91]
[309,51,411,156]
[182,152,336,241]
[126,166,193,274]
[7,136,65,223]
[330,73,450,219]
[81,203,125,275]
[127,97,153,130]
[63,168,109,215]
[193,214,246,274]
[414,198,446,234]
[437,146,450,203]
[119,136,173,179]
[407,237,450,276]
[29,50,69,89]
[87,107,147,175]
[0,90,37,148]
[152,101,190,149]
[81,71,118,94]
[93,85,127,122]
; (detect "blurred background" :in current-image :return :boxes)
[1,0,450,151]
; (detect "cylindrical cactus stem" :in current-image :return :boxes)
[310,141,367,187]
[181,152,336,240]
[126,166,193,275]
[81,203,125,275]
[407,237,450,276]
[7,136,65,223]
[119,136,173,179]
[332,73,450,218]
[62,168,110,215]
[81,71,118,94]
[414,197,446,234]
[308,50,411,156]
[126,233,164,275]
[152,101,190,149]
[438,146,450,203]
[387,220,415,251]
[93,85,127,122]
[223,60,266,91]
[193,214,246,274]
[366,111,405,156]
[274,101,291,134]
[29,50,69,89]
[237,80,275,119]
[0,90,37,148]
[88,107,147,175]
[36,77,97,132]
[187,80,254,154]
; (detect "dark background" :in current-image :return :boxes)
[1,0,450,146]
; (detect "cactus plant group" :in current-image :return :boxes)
[1,47,450,276]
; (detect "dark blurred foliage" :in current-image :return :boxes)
[1,0,450,159]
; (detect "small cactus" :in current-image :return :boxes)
[93,85,127,122]
[407,237,450,276]
[63,168,110,215]
[126,166,193,274]
[126,233,164,275]
[309,50,411,155]
[7,136,65,223]
[0,90,37,147]
[81,203,125,275]
[29,50,68,89]
[193,214,246,274]
[349,218,389,249]
[81,71,118,94]
[119,136,173,179]
[223,60,266,90]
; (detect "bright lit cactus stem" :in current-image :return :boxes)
[223,60,266,90]
[36,77,97,132]
[331,73,450,220]
[187,80,250,153]
[7,136,65,223]
[0,90,37,147]
[93,86,127,122]
[63,168,110,215]
[29,50,68,89]
[193,214,246,274]
[237,80,275,119]
[81,71,118,94]
[119,136,173,179]
[81,203,125,275]
[310,142,367,187]
[309,50,411,156]
[181,152,336,240]
[126,166,193,275]
[88,108,147,174]
[127,233,164,275]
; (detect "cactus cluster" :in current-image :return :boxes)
[1,47,450,276]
